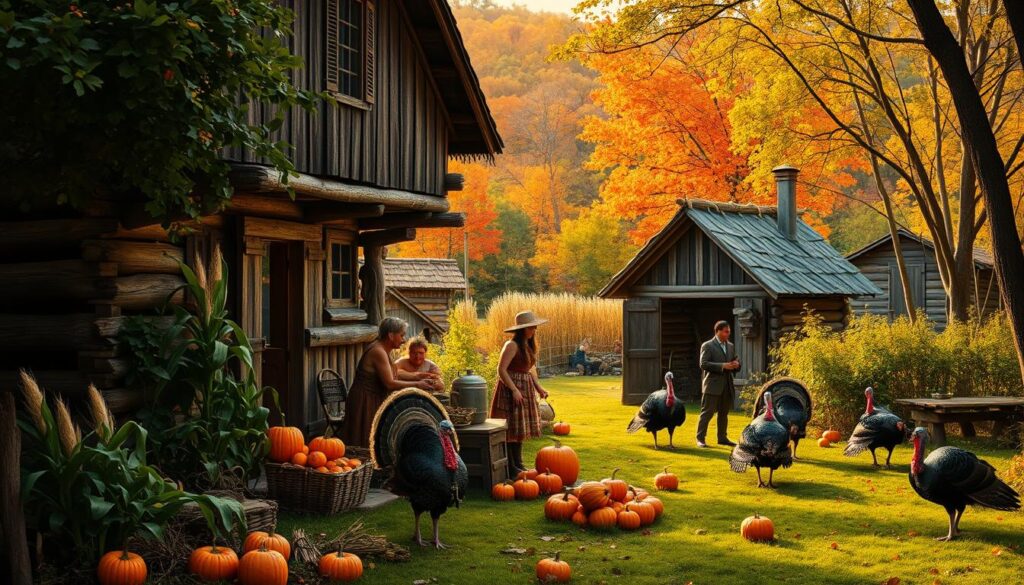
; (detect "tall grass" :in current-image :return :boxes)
[478,292,622,364]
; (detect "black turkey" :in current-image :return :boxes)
[627,372,686,449]
[753,378,812,459]
[371,389,468,549]
[844,386,910,467]
[730,391,792,488]
[908,427,1020,541]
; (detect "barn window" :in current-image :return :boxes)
[325,230,358,307]
[326,0,376,108]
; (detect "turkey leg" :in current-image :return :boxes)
[884,448,894,468]
[935,508,962,541]
[432,516,447,549]
[667,428,675,449]
[652,431,659,450]
[413,511,427,547]
[755,467,766,488]
[870,449,880,467]
[791,438,800,460]
[768,468,777,489]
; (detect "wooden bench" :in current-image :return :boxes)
[894,397,1024,446]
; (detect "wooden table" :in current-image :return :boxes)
[455,419,508,491]
[894,397,1024,446]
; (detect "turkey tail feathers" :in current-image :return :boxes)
[755,377,812,421]
[969,479,1021,511]
[370,388,452,470]
[626,415,646,434]
[730,445,754,472]
[843,440,869,457]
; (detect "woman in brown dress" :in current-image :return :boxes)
[340,317,434,448]
[489,310,551,476]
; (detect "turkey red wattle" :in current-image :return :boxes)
[441,432,458,471]
[864,387,875,415]
[910,435,924,476]
[763,393,775,422]
[664,376,675,409]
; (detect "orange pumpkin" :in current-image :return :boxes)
[576,481,611,511]
[319,549,363,582]
[601,468,629,502]
[626,500,656,526]
[310,436,346,460]
[643,495,664,518]
[610,501,624,513]
[587,506,618,530]
[290,452,308,466]
[516,468,539,481]
[243,531,291,560]
[492,481,515,501]
[617,508,642,530]
[97,550,147,585]
[654,466,679,491]
[741,513,775,542]
[535,552,572,582]
[238,545,288,585]
[307,451,328,468]
[189,545,239,582]
[348,458,363,467]
[513,478,540,500]
[534,439,580,486]
[267,426,304,463]
[544,491,579,521]
[571,506,589,527]
[535,468,564,495]
[302,445,309,454]
[817,437,831,448]
[552,421,571,436]
[626,486,650,502]
[823,430,842,443]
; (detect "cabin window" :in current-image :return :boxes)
[326,0,376,107]
[325,230,358,307]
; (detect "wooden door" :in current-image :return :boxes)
[733,297,765,388]
[622,297,661,405]
[262,242,292,425]
[889,264,924,319]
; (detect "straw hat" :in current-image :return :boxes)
[504,310,548,332]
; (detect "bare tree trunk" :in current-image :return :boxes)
[1002,0,1024,64]
[0,391,32,585]
[908,0,1024,380]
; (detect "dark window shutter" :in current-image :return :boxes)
[326,0,340,93]
[364,1,376,104]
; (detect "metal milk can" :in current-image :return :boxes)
[451,370,489,424]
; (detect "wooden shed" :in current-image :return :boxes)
[0,0,501,436]
[372,257,466,340]
[599,167,881,405]
[845,229,999,329]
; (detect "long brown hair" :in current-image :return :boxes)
[512,328,538,367]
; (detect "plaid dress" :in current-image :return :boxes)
[488,347,542,442]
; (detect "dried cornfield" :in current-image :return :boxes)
[478,293,622,364]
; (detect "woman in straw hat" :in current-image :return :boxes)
[489,310,550,476]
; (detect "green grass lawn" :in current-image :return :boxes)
[278,377,1024,584]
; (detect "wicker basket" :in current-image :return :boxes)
[173,495,278,547]
[445,406,476,427]
[265,447,373,514]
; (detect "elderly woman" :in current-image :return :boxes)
[394,336,443,392]
[340,317,434,448]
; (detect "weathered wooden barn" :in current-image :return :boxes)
[376,258,466,341]
[845,229,1000,329]
[599,167,881,405]
[0,0,501,435]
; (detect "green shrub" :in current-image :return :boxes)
[770,311,1024,433]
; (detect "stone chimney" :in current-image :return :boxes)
[772,165,800,240]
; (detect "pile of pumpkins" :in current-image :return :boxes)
[97,530,364,585]
[817,429,842,448]
[267,426,364,474]
[552,468,669,531]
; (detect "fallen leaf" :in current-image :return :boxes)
[694,529,707,535]
[908,530,920,537]
[540,536,555,542]
[891,554,901,561]
[578,545,587,552]
[793,533,801,539]
[619,555,632,560]
[883,577,900,585]
[609,544,617,549]
[932,581,942,585]
[367,562,376,570]
[928,568,939,575]
[830,542,839,550]
[413,581,429,585]
[991,547,1003,556]
[641,529,652,536]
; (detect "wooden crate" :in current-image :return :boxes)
[455,418,508,490]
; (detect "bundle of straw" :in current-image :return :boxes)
[319,519,410,562]
[292,528,321,566]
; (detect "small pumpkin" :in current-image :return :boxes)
[310,436,347,460]
[189,545,239,582]
[626,486,650,502]
[654,466,679,491]
[244,530,291,560]
[643,495,664,518]
[823,429,842,443]
[571,506,589,527]
[307,451,328,468]
[516,468,539,481]
[741,513,775,542]
[576,481,611,511]
[601,468,629,502]
[492,481,515,501]
[544,490,579,521]
[587,506,618,530]
[610,501,624,513]
[534,439,580,486]
[319,548,363,582]
[535,552,572,583]
[817,437,831,448]
[552,421,571,436]
[626,500,656,526]
[513,478,541,500]
[617,508,642,531]
[290,452,308,466]
[97,550,147,585]
[238,545,288,585]
[267,426,304,463]
[536,468,564,495]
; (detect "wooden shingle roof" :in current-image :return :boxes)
[600,199,881,298]
[375,258,467,290]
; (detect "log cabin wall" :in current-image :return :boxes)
[767,296,851,343]
[225,0,449,196]
[400,288,454,330]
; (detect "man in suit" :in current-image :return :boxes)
[696,320,740,448]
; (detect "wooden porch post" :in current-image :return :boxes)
[0,390,32,585]
[361,245,386,326]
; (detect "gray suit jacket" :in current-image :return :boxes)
[700,337,737,396]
